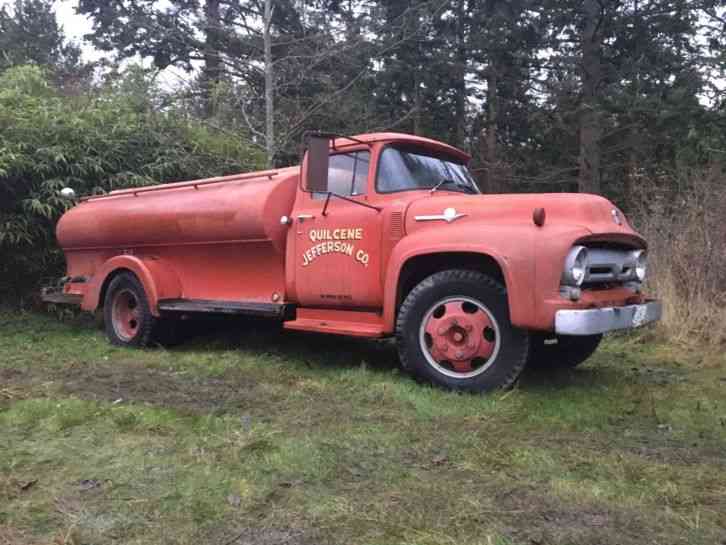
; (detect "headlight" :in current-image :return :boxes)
[631,249,647,281]
[562,246,589,286]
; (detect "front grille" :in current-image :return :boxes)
[582,247,638,285]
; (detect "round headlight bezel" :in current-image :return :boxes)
[562,245,589,287]
[632,249,647,282]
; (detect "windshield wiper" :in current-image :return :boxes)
[430,178,457,194]
[430,178,476,195]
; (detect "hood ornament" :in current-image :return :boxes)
[415,207,467,223]
[611,209,622,225]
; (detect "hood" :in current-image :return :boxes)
[404,192,644,246]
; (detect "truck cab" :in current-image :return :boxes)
[44,132,662,392]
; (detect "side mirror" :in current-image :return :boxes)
[304,135,330,193]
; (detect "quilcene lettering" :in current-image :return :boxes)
[308,228,363,242]
[302,227,369,267]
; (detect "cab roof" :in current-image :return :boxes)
[333,132,471,163]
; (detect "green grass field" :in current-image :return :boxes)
[1,310,725,545]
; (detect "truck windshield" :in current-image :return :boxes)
[376,146,479,194]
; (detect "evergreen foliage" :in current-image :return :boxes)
[0,0,92,88]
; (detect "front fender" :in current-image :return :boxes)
[382,223,541,333]
[81,255,182,316]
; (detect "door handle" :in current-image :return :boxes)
[296,214,314,222]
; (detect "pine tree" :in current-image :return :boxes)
[0,0,90,88]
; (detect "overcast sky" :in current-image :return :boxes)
[45,0,189,88]
[1,0,723,101]
[53,0,96,55]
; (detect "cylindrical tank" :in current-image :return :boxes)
[57,167,299,254]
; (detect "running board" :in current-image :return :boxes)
[283,308,386,338]
[158,298,290,319]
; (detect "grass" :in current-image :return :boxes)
[1,310,725,545]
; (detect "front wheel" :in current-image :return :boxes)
[396,270,529,393]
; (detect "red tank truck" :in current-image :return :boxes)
[42,132,662,392]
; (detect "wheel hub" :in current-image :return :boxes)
[422,299,498,375]
[111,289,142,341]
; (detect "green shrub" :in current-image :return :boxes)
[0,65,264,298]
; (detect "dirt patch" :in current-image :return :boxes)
[524,429,726,470]
[1,361,271,416]
[199,526,315,545]
[495,485,705,545]
[0,525,37,545]
[619,438,726,466]
[0,368,35,408]
[59,362,262,415]
[0,368,24,381]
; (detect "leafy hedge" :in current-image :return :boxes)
[0,65,264,298]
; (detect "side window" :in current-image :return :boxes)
[313,151,370,199]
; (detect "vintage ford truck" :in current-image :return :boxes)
[43,132,662,392]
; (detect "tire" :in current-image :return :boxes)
[396,270,529,393]
[103,272,157,347]
[527,333,602,368]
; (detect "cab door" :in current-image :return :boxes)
[289,149,383,309]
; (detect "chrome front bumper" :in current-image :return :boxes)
[555,301,662,336]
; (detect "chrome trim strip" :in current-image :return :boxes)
[415,207,467,223]
[555,301,662,336]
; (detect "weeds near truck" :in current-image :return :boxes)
[1,311,725,544]
[634,168,726,347]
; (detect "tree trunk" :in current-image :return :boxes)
[413,66,422,135]
[263,0,275,167]
[202,0,221,117]
[578,0,602,194]
[453,0,468,147]
[625,0,641,207]
[485,65,498,193]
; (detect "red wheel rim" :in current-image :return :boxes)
[418,296,500,378]
[111,289,142,342]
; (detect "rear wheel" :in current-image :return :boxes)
[527,333,603,368]
[104,272,157,347]
[396,270,529,393]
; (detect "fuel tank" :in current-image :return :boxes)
[57,167,300,305]
[57,167,299,252]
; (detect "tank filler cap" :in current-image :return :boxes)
[60,187,77,200]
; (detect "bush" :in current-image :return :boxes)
[0,65,264,299]
[633,165,726,347]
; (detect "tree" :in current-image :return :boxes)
[78,1,383,164]
[515,0,724,199]
[577,0,605,194]
[0,0,90,88]
[77,0,225,112]
[467,0,546,192]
